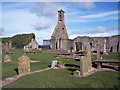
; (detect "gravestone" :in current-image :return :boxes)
[80,43,93,76]
[3,55,11,62]
[18,55,30,75]
[24,46,26,50]
[80,56,87,76]
[51,60,58,68]
[97,40,100,60]
[39,48,42,51]
[73,70,80,77]
[86,43,93,71]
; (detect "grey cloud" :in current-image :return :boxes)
[30,2,66,18]
[31,22,51,30]
[71,26,118,35]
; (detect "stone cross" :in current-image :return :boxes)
[18,55,30,75]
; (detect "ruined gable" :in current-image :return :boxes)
[51,9,69,40]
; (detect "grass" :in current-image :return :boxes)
[2,49,58,79]
[2,49,120,88]
[3,69,119,88]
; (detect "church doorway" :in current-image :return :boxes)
[75,42,82,52]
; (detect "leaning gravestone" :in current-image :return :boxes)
[3,55,11,62]
[51,60,58,69]
[18,55,30,75]
[79,43,93,76]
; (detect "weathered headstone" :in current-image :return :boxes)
[80,43,93,76]
[73,70,80,77]
[3,55,11,62]
[86,43,93,71]
[51,60,58,68]
[80,56,87,76]
[97,40,100,60]
[18,55,30,75]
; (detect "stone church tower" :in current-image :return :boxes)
[50,9,69,50]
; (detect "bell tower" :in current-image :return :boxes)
[58,9,65,23]
[50,9,69,50]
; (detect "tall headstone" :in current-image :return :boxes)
[97,40,100,60]
[80,56,87,76]
[86,43,93,71]
[18,55,30,75]
[96,40,102,69]
[80,43,93,76]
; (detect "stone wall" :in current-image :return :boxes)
[72,35,120,52]
[26,38,38,49]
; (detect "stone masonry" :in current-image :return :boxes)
[47,9,120,53]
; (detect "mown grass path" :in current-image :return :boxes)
[0,67,50,88]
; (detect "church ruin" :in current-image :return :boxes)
[50,9,70,50]
[43,9,120,53]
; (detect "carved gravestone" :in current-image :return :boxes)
[51,60,58,69]
[3,55,11,62]
[18,55,30,75]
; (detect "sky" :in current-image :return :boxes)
[1,1,119,45]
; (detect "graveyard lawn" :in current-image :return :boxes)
[3,69,120,88]
[2,49,120,88]
[2,49,58,79]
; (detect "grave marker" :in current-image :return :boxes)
[18,55,30,75]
